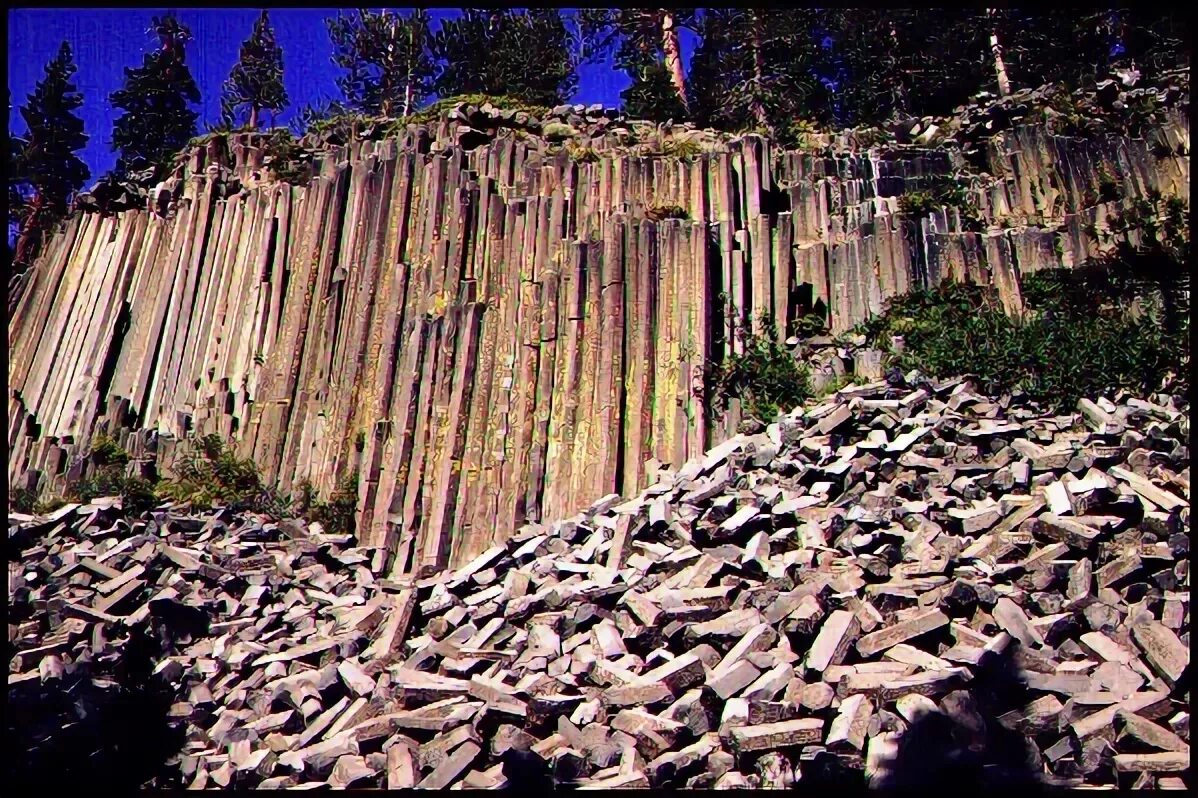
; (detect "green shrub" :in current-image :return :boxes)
[10,487,38,514]
[899,175,980,225]
[775,118,821,151]
[792,311,829,338]
[860,258,1188,410]
[310,474,359,535]
[299,95,550,143]
[263,129,312,185]
[736,125,771,138]
[816,373,856,398]
[156,434,280,513]
[69,465,157,515]
[566,142,600,163]
[90,433,130,467]
[290,475,359,535]
[1096,164,1121,203]
[707,312,812,423]
[659,137,702,161]
[647,202,689,220]
[34,495,68,515]
[899,190,939,218]
[407,94,551,126]
[11,487,72,516]
[853,128,890,149]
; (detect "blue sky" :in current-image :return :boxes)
[8,8,698,183]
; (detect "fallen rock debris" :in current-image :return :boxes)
[8,376,1191,788]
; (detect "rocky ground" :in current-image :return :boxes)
[7,374,1190,789]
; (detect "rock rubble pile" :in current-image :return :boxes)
[8,377,1190,788]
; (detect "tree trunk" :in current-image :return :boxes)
[748,10,769,129]
[988,10,1012,96]
[13,190,46,272]
[661,11,689,113]
[890,19,908,115]
[403,21,415,118]
[249,105,259,130]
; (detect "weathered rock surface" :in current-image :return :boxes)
[8,380,1190,788]
[7,74,1189,573]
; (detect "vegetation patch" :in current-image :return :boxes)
[792,310,830,339]
[155,434,284,514]
[774,118,823,151]
[857,252,1189,411]
[298,93,553,142]
[706,312,812,424]
[10,488,40,515]
[658,136,702,161]
[90,433,131,467]
[292,475,359,535]
[11,429,368,532]
[898,174,981,226]
[646,202,689,221]
[262,129,312,185]
[1096,164,1121,203]
[566,141,600,163]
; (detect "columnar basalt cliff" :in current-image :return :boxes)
[7,93,1189,575]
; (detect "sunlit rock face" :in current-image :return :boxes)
[7,81,1188,572]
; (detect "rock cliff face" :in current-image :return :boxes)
[7,98,1189,575]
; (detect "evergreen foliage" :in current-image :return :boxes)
[706,312,812,424]
[690,8,1187,132]
[220,10,288,130]
[431,9,577,107]
[622,60,688,122]
[688,9,824,131]
[326,9,434,117]
[859,254,1189,412]
[11,42,90,272]
[579,9,697,121]
[109,14,200,179]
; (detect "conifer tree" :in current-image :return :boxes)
[12,42,90,271]
[326,9,434,117]
[431,9,577,107]
[578,9,697,117]
[689,10,826,131]
[622,60,689,122]
[220,10,288,130]
[109,14,200,179]
[8,89,30,249]
[7,127,30,273]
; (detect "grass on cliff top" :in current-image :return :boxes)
[302,94,552,139]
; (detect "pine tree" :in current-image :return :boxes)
[109,14,200,179]
[8,126,30,271]
[579,9,698,119]
[431,10,578,107]
[813,10,992,126]
[8,88,29,241]
[326,9,435,118]
[12,42,90,272]
[991,9,1186,92]
[689,10,826,131]
[622,60,688,122]
[220,10,288,130]
[1118,10,1189,77]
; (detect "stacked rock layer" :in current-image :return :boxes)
[9,379,1190,788]
[7,85,1190,572]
